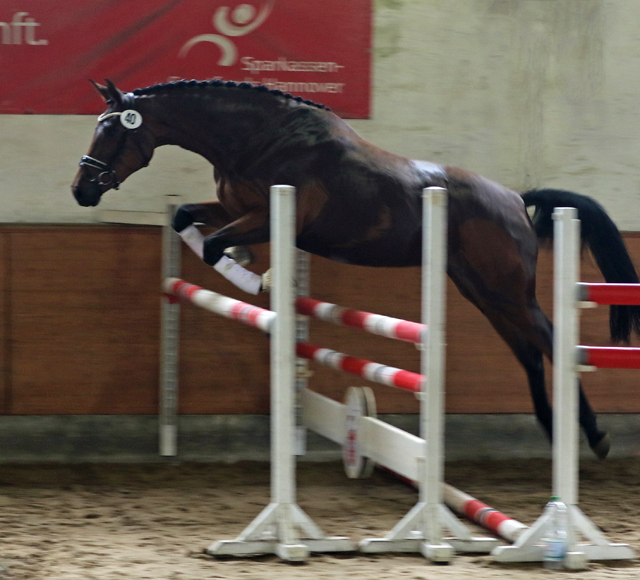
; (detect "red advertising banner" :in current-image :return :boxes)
[0,0,371,118]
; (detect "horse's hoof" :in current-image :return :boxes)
[224,246,255,267]
[592,432,611,460]
[260,269,272,292]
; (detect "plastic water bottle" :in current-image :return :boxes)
[542,496,568,569]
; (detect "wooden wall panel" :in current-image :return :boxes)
[176,246,272,414]
[1,226,640,415]
[9,226,161,414]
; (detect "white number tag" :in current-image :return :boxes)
[120,109,143,129]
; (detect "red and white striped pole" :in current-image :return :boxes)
[577,345,640,369]
[443,484,527,543]
[296,342,422,393]
[377,468,528,543]
[164,279,424,393]
[578,282,640,305]
[163,278,275,332]
[295,297,424,344]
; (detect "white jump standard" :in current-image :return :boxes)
[491,207,635,568]
[208,186,352,561]
[297,188,498,559]
[358,186,456,558]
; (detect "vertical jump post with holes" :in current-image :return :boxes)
[159,195,181,457]
[205,185,353,561]
[491,206,635,568]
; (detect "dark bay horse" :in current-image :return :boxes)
[72,79,640,459]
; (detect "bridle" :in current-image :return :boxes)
[79,156,120,190]
[78,104,149,191]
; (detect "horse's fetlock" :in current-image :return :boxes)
[203,237,226,266]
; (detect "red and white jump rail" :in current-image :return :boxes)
[296,297,424,344]
[371,464,527,544]
[492,207,635,568]
[164,278,275,332]
[163,279,423,393]
[576,282,640,368]
[578,282,640,305]
[296,343,422,392]
[443,485,527,544]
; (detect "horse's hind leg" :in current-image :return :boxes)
[447,239,609,459]
[478,304,610,459]
[445,177,609,457]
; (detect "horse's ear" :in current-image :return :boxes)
[90,78,125,107]
[104,79,125,108]
[89,79,112,103]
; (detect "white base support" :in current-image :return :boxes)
[492,504,634,568]
[302,388,499,561]
[360,539,455,563]
[359,502,498,561]
[359,502,454,562]
[206,502,353,562]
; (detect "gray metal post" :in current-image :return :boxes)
[159,195,181,457]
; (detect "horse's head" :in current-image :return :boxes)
[71,79,155,207]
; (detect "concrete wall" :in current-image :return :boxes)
[2,0,640,228]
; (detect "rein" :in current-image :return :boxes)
[78,105,146,191]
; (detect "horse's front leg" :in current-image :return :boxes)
[172,201,232,259]
[172,202,267,294]
[173,201,232,232]
[202,209,270,266]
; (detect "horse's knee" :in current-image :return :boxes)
[173,205,194,233]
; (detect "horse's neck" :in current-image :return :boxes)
[146,92,275,172]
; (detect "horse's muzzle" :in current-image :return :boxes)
[72,183,102,207]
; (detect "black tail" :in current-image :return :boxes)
[522,188,640,343]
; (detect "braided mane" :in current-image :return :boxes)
[131,79,330,111]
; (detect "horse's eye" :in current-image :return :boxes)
[101,122,118,137]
